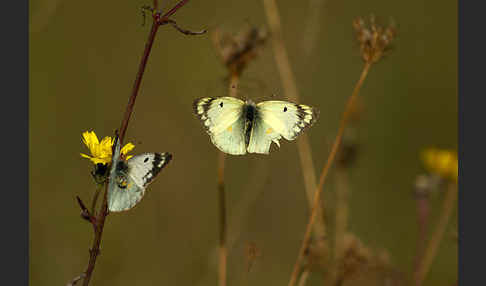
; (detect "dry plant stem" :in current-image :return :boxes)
[90,185,102,215]
[329,167,350,285]
[217,73,239,286]
[415,183,458,286]
[287,62,372,286]
[263,0,327,241]
[217,151,227,286]
[297,269,310,286]
[414,192,430,286]
[82,184,109,286]
[67,273,86,286]
[301,0,326,60]
[81,1,195,285]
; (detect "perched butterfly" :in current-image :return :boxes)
[193,97,319,155]
[107,137,172,212]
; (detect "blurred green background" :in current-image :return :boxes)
[30,0,457,285]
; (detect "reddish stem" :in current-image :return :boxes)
[81,1,195,285]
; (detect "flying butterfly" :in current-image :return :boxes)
[107,137,172,212]
[193,97,319,155]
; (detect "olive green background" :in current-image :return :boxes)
[30,0,457,285]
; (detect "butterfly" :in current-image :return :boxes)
[107,137,172,212]
[193,97,319,155]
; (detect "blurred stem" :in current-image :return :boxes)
[217,151,227,286]
[287,61,372,286]
[413,188,430,286]
[415,183,458,286]
[329,167,350,285]
[301,0,326,62]
[80,1,196,285]
[217,72,239,286]
[297,269,310,286]
[263,0,327,245]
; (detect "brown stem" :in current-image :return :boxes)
[415,183,458,286]
[287,62,372,286]
[82,184,109,286]
[217,73,239,286]
[297,269,310,286]
[263,0,327,245]
[217,151,227,286]
[118,18,160,144]
[81,1,196,285]
[67,273,86,286]
[329,167,350,285]
[413,188,430,286]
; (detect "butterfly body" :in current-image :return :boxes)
[108,139,172,212]
[193,97,318,155]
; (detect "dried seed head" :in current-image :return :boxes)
[302,236,330,271]
[353,15,397,64]
[212,25,267,76]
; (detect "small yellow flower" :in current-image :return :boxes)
[80,131,135,165]
[421,148,458,183]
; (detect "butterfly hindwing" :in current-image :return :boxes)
[193,97,247,155]
[247,114,283,154]
[107,139,172,212]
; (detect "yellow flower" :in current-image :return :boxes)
[80,131,135,165]
[421,148,458,183]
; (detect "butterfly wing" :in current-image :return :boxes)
[126,153,173,188]
[247,100,318,154]
[108,151,172,212]
[107,173,145,212]
[193,97,247,155]
[247,115,283,154]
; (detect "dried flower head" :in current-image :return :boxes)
[353,15,396,64]
[302,235,330,271]
[212,25,267,76]
[80,130,134,165]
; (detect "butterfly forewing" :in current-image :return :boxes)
[256,101,318,141]
[193,97,247,155]
[126,153,172,188]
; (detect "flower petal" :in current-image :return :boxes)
[121,142,135,155]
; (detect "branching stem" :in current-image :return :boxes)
[287,62,372,286]
[79,1,204,285]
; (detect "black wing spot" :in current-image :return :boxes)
[283,107,287,112]
[220,102,224,108]
[144,157,149,163]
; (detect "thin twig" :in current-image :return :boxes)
[167,19,207,35]
[413,177,431,286]
[263,0,327,246]
[287,62,372,286]
[301,0,326,60]
[90,185,102,215]
[415,183,458,286]
[329,167,350,285]
[217,73,239,286]
[217,151,227,286]
[80,2,200,285]
[297,269,310,286]
[67,273,86,286]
